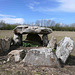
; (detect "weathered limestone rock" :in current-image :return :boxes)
[42,34,48,46]
[26,33,42,44]
[47,36,57,49]
[23,47,60,67]
[13,34,22,45]
[56,37,74,63]
[7,49,26,62]
[0,38,11,54]
[13,25,52,34]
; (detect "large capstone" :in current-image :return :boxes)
[13,25,52,34]
[23,47,60,67]
[56,37,74,63]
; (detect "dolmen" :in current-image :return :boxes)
[13,25,52,46]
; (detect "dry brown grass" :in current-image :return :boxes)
[48,31,75,42]
[0,30,75,42]
[0,30,14,38]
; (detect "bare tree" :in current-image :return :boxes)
[44,19,47,27]
[71,23,75,27]
[47,20,51,27]
[41,19,43,27]
[0,20,6,27]
[50,20,55,27]
[35,20,40,26]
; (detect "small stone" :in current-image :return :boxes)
[3,61,6,64]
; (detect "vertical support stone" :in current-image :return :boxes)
[42,34,48,46]
[13,34,22,45]
[47,36,57,49]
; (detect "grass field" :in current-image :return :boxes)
[48,31,75,42]
[0,30,14,38]
[0,30,75,42]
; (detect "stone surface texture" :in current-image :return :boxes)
[42,34,48,46]
[47,36,57,49]
[13,34,22,45]
[56,37,74,63]
[0,38,11,54]
[13,25,52,34]
[7,49,26,62]
[23,47,60,67]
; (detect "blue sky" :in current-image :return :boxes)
[0,0,75,24]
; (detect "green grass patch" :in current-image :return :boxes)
[52,49,56,53]
[22,41,41,47]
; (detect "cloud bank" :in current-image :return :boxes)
[0,14,24,24]
[27,0,75,12]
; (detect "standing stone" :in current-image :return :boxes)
[13,34,22,45]
[23,47,60,67]
[0,38,11,54]
[42,34,48,46]
[47,36,57,49]
[56,37,74,63]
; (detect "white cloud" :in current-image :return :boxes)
[28,0,75,12]
[33,1,40,5]
[0,14,16,18]
[57,0,75,12]
[0,14,25,24]
[28,4,34,10]
[0,18,24,24]
[28,1,40,10]
[50,18,56,20]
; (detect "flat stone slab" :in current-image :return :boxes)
[23,47,60,67]
[56,37,74,63]
[13,25,52,34]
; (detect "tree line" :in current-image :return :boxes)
[0,19,75,31]
[0,20,18,30]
